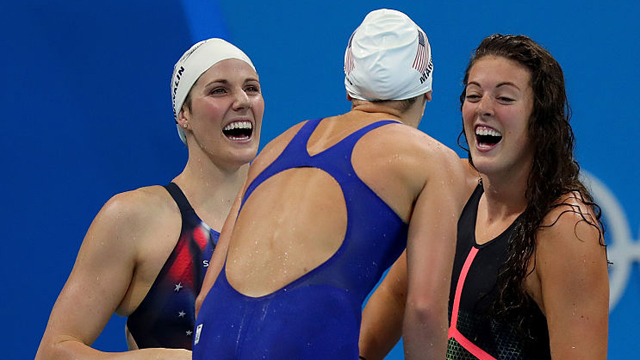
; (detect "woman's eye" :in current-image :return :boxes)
[245,85,260,93]
[465,94,481,102]
[498,96,515,103]
[210,88,227,95]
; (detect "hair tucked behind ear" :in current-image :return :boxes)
[457,34,606,330]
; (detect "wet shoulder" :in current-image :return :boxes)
[358,122,431,151]
[98,185,178,236]
[357,122,462,175]
[536,191,605,269]
[541,192,601,233]
[532,191,609,320]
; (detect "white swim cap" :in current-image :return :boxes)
[171,38,256,144]
[344,9,433,101]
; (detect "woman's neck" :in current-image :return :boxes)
[173,153,249,230]
[480,170,528,222]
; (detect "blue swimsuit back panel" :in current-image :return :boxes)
[193,119,408,359]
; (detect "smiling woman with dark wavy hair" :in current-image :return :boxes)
[359,34,609,360]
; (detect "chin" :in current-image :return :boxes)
[236,149,259,165]
[468,156,497,175]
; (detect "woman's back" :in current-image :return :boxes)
[193,114,461,359]
[226,114,445,297]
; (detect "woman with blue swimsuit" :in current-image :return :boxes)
[194,9,468,360]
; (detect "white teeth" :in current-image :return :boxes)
[475,127,501,137]
[224,121,253,131]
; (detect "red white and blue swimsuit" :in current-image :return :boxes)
[126,182,218,349]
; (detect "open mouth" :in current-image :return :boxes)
[223,120,253,140]
[475,126,502,147]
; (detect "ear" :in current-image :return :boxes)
[346,92,353,101]
[425,91,433,102]
[176,105,190,129]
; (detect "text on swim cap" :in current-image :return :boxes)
[172,66,185,119]
[419,58,433,85]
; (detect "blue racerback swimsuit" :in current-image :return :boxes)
[193,118,408,359]
[127,182,219,349]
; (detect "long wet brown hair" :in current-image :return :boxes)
[458,34,606,328]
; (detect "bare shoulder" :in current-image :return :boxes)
[87,185,179,253]
[373,123,460,165]
[539,192,603,245]
[532,192,609,353]
[100,185,176,228]
[535,192,607,278]
[402,127,468,187]
[355,123,470,218]
[353,123,470,189]
[75,185,181,303]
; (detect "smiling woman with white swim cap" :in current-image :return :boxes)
[36,38,263,360]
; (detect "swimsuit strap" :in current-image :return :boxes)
[164,182,195,214]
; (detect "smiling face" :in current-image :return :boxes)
[179,58,264,169]
[462,55,534,179]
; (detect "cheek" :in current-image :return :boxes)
[461,105,475,131]
[195,101,225,121]
[252,97,265,120]
[505,108,531,139]
[461,102,475,120]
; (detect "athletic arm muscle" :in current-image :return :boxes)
[402,153,465,360]
[535,204,609,360]
[359,251,408,360]
[35,193,190,360]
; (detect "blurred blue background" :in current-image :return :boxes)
[3,0,638,358]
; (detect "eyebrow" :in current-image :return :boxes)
[205,77,260,86]
[467,81,522,91]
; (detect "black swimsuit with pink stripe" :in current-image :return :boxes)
[447,184,550,360]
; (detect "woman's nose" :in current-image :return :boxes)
[477,95,493,117]
[233,89,252,110]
